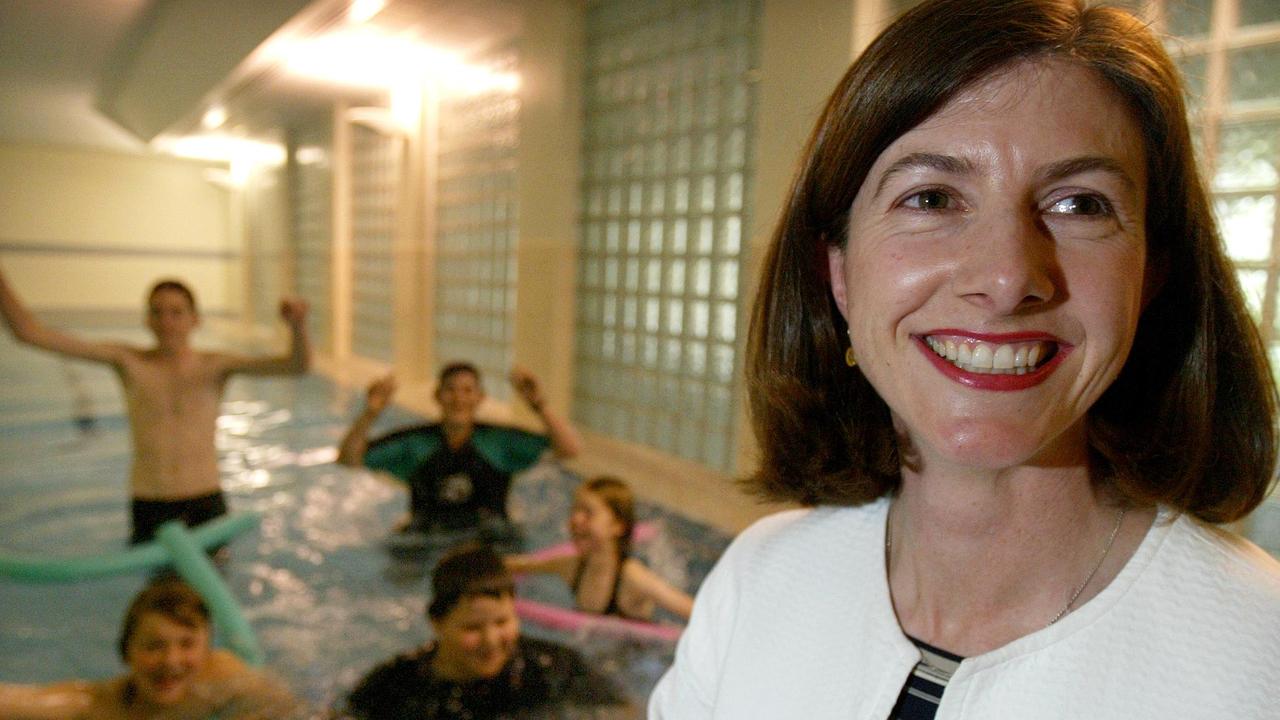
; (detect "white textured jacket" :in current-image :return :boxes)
[650,499,1280,719]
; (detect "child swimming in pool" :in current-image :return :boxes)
[0,264,310,545]
[344,542,630,719]
[506,476,695,621]
[338,362,581,539]
[0,577,302,720]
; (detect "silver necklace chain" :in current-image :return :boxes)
[1045,507,1126,626]
[885,506,1128,628]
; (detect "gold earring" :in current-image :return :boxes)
[845,347,857,367]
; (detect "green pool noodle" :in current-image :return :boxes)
[0,512,259,582]
[155,520,265,667]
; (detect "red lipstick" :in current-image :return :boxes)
[914,333,1070,391]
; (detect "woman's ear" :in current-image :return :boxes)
[827,244,851,323]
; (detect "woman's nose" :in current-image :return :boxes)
[952,207,1058,313]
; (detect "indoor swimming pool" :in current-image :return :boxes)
[0,322,728,713]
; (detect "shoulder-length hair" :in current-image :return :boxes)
[582,475,637,556]
[745,0,1277,522]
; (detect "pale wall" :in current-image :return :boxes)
[0,142,238,316]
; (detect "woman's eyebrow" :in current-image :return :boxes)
[1035,155,1139,194]
[873,152,976,199]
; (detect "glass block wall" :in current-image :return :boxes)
[575,0,761,471]
[350,123,400,363]
[247,166,286,330]
[434,50,521,400]
[1160,0,1280,369]
[288,124,333,354]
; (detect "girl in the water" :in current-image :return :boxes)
[506,476,694,621]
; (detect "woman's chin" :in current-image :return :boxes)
[912,421,1084,473]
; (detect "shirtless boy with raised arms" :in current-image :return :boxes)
[0,264,311,543]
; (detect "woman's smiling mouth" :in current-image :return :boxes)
[915,332,1070,390]
[924,334,1058,375]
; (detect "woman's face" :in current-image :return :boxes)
[124,612,211,706]
[568,488,625,553]
[829,59,1150,472]
[431,594,520,681]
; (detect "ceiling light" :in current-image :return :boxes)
[201,105,228,130]
[348,0,385,24]
[152,133,286,168]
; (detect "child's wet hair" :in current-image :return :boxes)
[118,576,210,659]
[438,361,481,387]
[427,542,515,620]
[147,279,198,313]
[583,476,636,556]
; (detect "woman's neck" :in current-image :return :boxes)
[887,463,1151,656]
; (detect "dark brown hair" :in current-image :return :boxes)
[147,279,197,313]
[117,577,211,660]
[746,0,1277,522]
[438,361,482,387]
[582,476,636,556]
[427,542,515,620]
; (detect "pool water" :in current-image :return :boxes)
[0,323,728,713]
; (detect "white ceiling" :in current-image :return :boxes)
[0,0,526,156]
[0,0,152,153]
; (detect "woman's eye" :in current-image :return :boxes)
[902,189,952,211]
[1047,194,1111,216]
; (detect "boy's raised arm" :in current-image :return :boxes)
[509,366,583,459]
[221,297,312,376]
[0,263,126,365]
[338,375,397,466]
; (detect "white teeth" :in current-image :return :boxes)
[993,344,1014,370]
[925,336,1053,375]
[971,344,993,369]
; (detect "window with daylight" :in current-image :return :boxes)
[434,50,521,400]
[349,123,400,363]
[1157,0,1280,373]
[575,0,761,471]
[288,124,334,355]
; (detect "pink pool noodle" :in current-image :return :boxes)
[518,521,659,563]
[514,596,683,643]
[512,521,681,642]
